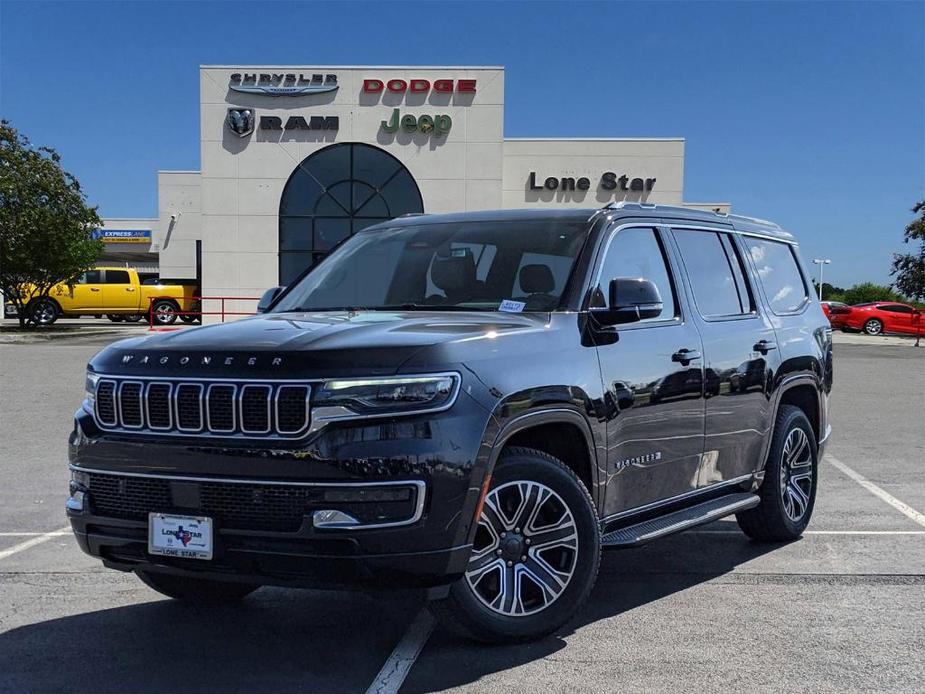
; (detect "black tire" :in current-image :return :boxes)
[107,314,124,322]
[136,571,259,602]
[149,299,179,325]
[27,298,59,326]
[433,447,601,644]
[736,405,818,541]
[179,314,199,324]
[123,314,143,323]
[863,318,883,336]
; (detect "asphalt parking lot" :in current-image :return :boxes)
[0,333,922,693]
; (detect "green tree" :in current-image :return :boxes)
[891,201,925,303]
[841,282,904,306]
[0,121,102,327]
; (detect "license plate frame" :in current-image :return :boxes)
[148,513,213,560]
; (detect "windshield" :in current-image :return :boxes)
[273,220,590,313]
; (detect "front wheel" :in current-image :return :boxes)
[433,447,601,643]
[736,405,818,541]
[27,298,59,326]
[863,318,883,335]
[136,571,259,603]
[106,314,124,322]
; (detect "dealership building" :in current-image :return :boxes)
[115,65,727,315]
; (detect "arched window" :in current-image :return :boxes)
[278,143,423,284]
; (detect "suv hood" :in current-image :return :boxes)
[90,310,554,378]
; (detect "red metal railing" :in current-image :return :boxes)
[147,295,260,331]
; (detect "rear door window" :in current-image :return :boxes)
[104,270,131,284]
[742,237,809,314]
[672,229,753,318]
[78,270,102,284]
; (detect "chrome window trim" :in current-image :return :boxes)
[274,384,312,436]
[174,383,204,433]
[117,381,145,429]
[71,465,427,530]
[239,384,272,435]
[144,382,173,431]
[205,383,237,433]
[94,379,118,427]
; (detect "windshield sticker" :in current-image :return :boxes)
[499,299,525,313]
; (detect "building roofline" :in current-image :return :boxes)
[200,64,505,70]
[100,217,158,222]
[505,137,684,142]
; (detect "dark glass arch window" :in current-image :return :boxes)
[278,143,423,284]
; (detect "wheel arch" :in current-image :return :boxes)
[487,408,602,512]
[758,374,824,476]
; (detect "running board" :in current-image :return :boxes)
[601,492,760,548]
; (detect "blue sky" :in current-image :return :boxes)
[1,0,922,287]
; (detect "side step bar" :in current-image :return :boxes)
[601,492,760,548]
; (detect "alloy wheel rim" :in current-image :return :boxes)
[779,427,813,522]
[465,480,578,617]
[35,301,54,323]
[867,320,882,335]
[155,306,174,324]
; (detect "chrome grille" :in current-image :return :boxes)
[92,378,311,439]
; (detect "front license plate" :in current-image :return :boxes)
[148,513,213,560]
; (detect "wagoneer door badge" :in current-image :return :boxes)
[119,354,284,367]
[614,451,662,471]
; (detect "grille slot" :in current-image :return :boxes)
[96,380,117,426]
[240,385,271,434]
[276,385,310,434]
[175,384,203,431]
[207,385,236,432]
[93,378,313,439]
[118,382,144,428]
[146,383,172,430]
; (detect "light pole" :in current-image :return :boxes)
[812,259,831,300]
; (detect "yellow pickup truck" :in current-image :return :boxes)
[9,268,199,326]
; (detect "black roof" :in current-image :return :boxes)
[377,203,795,242]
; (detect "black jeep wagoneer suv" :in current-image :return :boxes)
[68,203,832,643]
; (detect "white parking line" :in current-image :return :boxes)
[0,526,71,560]
[365,608,435,694]
[827,455,925,527]
[689,530,925,535]
[0,531,71,537]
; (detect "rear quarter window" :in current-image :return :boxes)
[743,238,809,314]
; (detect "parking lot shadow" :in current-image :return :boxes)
[403,522,784,693]
[0,584,424,693]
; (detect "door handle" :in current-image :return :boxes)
[126,287,135,292]
[671,348,702,365]
[90,287,100,292]
[754,340,777,354]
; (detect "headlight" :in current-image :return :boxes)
[314,373,459,417]
[84,371,100,411]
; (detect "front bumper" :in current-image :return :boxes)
[67,395,492,589]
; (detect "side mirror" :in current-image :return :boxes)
[593,277,663,326]
[256,286,284,314]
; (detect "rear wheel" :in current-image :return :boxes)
[136,571,259,602]
[106,314,124,322]
[863,318,883,335]
[27,298,59,326]
[149,300,179,325]
[433,447,600,643]
[123,314,143,323]
[736,405,818,541]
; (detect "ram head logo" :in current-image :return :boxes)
[226,108,255,138]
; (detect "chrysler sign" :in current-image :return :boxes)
[229,73,339,96]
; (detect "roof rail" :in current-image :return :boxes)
[397,212,427,218]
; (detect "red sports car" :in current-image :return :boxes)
[842,302,924,336]
[820,301,851,329]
